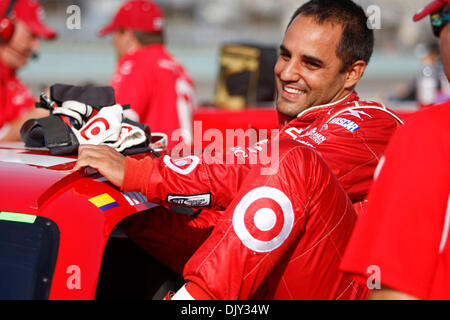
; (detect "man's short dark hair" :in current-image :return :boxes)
[133,31,164,46]
[116,28,164,45]
[288,0,374,72]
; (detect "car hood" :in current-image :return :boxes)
[0,142,158,299]
[0,143,81,213]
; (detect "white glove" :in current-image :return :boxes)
[70,104,123,145]
[52,100,93,127]
[51,100,148,152]
[105,122,147,152]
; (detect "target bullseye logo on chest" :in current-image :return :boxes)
[232,186,295,253]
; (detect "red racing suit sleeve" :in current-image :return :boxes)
[121,143,272,210]
[176,140,362,299]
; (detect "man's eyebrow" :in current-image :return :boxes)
[279,45,290,54]
[301,54,324,66]
[279,45,324,66]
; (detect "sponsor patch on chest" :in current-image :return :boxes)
[328,117,360,132]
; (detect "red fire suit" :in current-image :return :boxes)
[175,140,367,299]
[0,61,35,139]
[119,91,403,298]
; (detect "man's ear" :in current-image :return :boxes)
[123,28,135,41]
[344,60,366,90]
[125,29,141,50]
[123,28,141,49]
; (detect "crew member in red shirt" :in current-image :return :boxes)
[98,0,196,149]
[0,0,57,141]
[340,0,450,300]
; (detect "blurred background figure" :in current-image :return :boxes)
[98,0,196,149]
[391,41,450,106]
[414,41,445,107]
[0,0,56,141]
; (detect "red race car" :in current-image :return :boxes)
[0,142,182,300]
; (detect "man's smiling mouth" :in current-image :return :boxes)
[281,85,307,99]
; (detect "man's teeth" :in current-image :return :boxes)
[284,86,304,94]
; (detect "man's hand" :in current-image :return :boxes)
[73,145,126,188]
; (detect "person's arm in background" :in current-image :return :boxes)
[0,107,48,141]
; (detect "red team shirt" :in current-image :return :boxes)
[110,43,196,149]
[341,101,450,299]
[0,61,35,138]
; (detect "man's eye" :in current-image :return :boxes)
[279,51,290,59]
[305,61,320,68]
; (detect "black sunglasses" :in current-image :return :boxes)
[430,11,450,37]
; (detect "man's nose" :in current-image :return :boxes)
[279,59,301,83]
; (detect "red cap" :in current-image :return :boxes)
[0,0,58,39]
[98,0,165,37]
[413,0,450,21]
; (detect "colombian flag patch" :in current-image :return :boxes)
[89,193,119,211]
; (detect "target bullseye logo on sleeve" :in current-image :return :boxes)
[163,155,200,175]
[232,187,295,253]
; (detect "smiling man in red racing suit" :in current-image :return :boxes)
[116,91,401,300]
[75,0,403,299]
[116,90,402,274]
